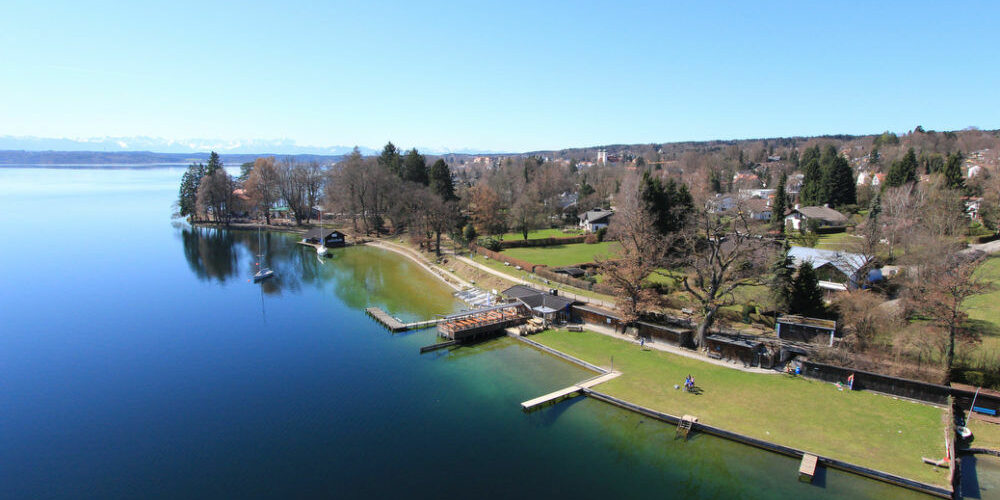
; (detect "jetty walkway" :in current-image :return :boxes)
[365,307,443,332]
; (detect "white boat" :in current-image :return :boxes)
[253,226,275,282]
[958,426,973,440]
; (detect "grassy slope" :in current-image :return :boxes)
[468,254,616,302]
[501,241,622,267]
[967,418,1000,451]
[532,329,948,486]
[962,256,1000,364]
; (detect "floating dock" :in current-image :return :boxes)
[365,307,442,332]
[521,371,620,412]
[799,453,818,482]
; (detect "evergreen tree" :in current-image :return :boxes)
[402,148,428,185]
[869,148,880,166]
[640,171,693,235]
[790,262,825,318]
[378,142,403,178]
[428,159,457,200]
[943,151,965,190]
[824,155,856,208]
[886,147,918,187]
[769,241,795,312]
[771,172,788,228]
[799,157,824,206]
[178,162,207,219]
[205,151,223,176]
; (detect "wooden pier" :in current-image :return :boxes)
[437,304,530,341]
[521,371,620,412]
[365,307,442,333]
[799,453,818,482]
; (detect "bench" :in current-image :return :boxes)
[567,325,583,332]
[974,406,998,416]
[707,352,723,360]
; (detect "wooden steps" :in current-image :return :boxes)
[677,415,698,439]
[799,453,818,482]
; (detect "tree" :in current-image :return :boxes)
[886,148,918,187]
[769,241,795,312]
[245,157,280,224]
[943,152,964,190]
[789,262,825,318]
[178,162,207,220]
[824,154,856,208]
[869,148,880,167]
[468,184,505,236]
[771,172,788,228]
[799,156,824,206]
[640,171,693,235]
[909,245,992,383]
[429,159,457,201]
[402,148,428,185]
[508,191,544,241]
[301,161,325,223]
[196,167,236,225]
[378,142,403,178]
[205,151,223,176]
[676,211,774,346]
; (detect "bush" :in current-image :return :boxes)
[584,234,598,244]
[596,227,608,242]
[478,236,502,252]
[463,224,477,244]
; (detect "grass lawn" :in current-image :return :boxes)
[499,228,583,240]
[468,254,616,302]
[502,241,622,267]
[815,232,857,250]
[962,256,1000,365]
[532,329,948,486]
[967,418,1000,451]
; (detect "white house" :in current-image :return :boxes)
[578,208,613,233]
[785,205,848,232]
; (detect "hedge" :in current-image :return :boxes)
[498,235,588,249]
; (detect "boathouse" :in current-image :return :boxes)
[705,334,768,367]
[303,228,346,248]
[502,285,575,323]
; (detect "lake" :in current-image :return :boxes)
[0,166,934,498]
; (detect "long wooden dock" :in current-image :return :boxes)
[521,371,620,412]
[365,307,442,332]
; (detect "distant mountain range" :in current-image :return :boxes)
[0,135,509,164]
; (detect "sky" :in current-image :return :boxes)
[1,1,999,153]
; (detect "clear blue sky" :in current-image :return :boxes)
[2,1,998,153]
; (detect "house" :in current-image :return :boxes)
[787,246,872,291]
[785,205,848,231]
[968,165,983,178]
[776,315,839,346]
[303,228,346,248]
[740,198,772,221]
[964,197,983,221]
[553,267,586,278]
[502,285,575,323]
[708,194,737,213]
[578,208,613,233]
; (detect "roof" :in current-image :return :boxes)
[579,208,613,223]
[777,314,837,330]
[502,285,542,300]
[555,267,586,277]
[741,198,771,214]
[502,285,575,311]
[304,228,344,239]
[705,334,762,349]
[788,246,867,279]
[790,206,848,224]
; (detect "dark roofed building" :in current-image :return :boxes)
[776,315,838,346]
[502,285,575,322]
[578,208,613,233]
[785,206,848,231]
[303,228,346,248]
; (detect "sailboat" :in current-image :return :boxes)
[316,206,328,256]
[253,225,275,282]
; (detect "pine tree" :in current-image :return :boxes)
[640,171,693,235]
[799,157,824,206]
[178,162,206,219]
[429,159,456,200]
[790,262,825,318]
[943,152,965,190]
[769,241,795,312]
[825,155,856,208]
[205,151,223,175]
[887,147,918,187]
[771,172,787,228]
[378,142,403,178]
[402,148,428,185]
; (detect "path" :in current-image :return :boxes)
[453,254,617,309]
[579,322,780,375]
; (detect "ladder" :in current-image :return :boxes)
[676,415,698,439]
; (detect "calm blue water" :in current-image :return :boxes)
[0,167,930,498]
